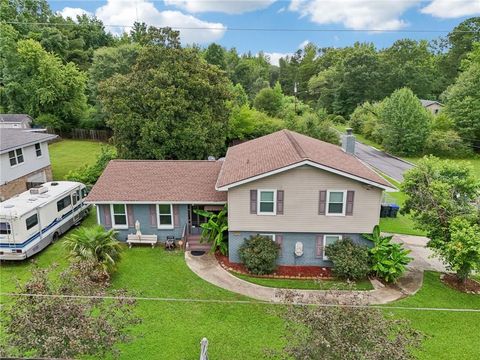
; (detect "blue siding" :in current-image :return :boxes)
[97,204,188,242]
[228,231,372,267]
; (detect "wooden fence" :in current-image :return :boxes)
[47,128,112,142]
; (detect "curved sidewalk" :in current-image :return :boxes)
[185,252,423,305]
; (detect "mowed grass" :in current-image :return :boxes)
[48,139,107,180]
[233,272,373,290]
[385,272,480,360]
[380,191,426,236]
[1,219,479,359]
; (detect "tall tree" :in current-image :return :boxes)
[204,43,226,70]
[380,88,430,155]
[99,46,231,159]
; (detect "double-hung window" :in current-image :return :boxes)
[35,143,42,157]
[157,204,173,229]
[323,235,342,259]
[9,148,24,166]
[327,190,346,216]
[111,204,128,229]
[258,189,276,215]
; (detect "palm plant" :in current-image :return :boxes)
[363,225,412,283]
[194,205,228,255]
[64,225,122,274]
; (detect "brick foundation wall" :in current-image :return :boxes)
[0,165,52,201]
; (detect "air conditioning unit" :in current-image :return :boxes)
[30,186,48,195]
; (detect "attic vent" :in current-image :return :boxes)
[4,204,14,209]
[30,186,48,195]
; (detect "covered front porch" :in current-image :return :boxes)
[184,204,224,251]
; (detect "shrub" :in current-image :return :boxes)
[325,238,370,280]
[1,261,140,359]
[424,130,472,158]
[238,235,280,275]
[363,226,412,283]
[65,146,116,184]
[64,225,122,275]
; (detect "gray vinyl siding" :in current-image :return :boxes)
[96,204,188,241]
[227,165,383,234]
[229,231,372,266]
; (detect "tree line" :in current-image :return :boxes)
[1,0,479,159]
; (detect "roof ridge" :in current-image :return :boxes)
[111,159,220,163]
[283,130,308,159]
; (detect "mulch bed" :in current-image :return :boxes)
[441,274,480,294]
[215,252,332,279]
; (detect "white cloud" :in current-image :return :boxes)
[265,52,291,66]
[288,0,421,30]
[60,0,226,44]
[299,40,310,48]
[421,0,480,18]
[164,0,277,14]
[58,7,92,20]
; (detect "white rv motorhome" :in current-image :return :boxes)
[0,181,90,260]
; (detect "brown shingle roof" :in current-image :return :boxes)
[216,129,392,189]
[86,160,227,203]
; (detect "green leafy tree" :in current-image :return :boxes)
[227,105,284,141]
[253,82,284,116]
[66,146,116,184]
[194,206,228,255]
[380,88,431,155]
[363,226,412,283]
[204,43,226,70]
[129,22,180,48]
[64,225,122,274]
[99,46,231,159]
[443,44,480,148]
[401,156,480,280]
[2,39,88,130]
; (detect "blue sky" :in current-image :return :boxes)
[50,0,480,64]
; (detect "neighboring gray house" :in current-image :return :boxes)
[86,130,395,266]
[0,129,57,201]
[0,114,33,129]
[420,100,443,115]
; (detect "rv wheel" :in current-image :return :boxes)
[52,232,59,243]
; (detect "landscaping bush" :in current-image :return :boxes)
[363,225,412,283]
[194,205,228,255]
[238,235,280,275]
[424,130,472,158]
[324,238,370,280]
[65,146,116,185]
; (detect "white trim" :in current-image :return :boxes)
[326,190,347,216]
[216,160,395,191]
[85,200,226,205]
[156,204,174,230]
[259,233,276,242]
[257,189,277,216]
[110,204,128,229]
[323,234,342,260]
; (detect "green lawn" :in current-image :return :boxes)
[1,217,479,359]
[385,272,480,360]
[48,139,107,180]
[233,272,373,290]
[380,191,426,236]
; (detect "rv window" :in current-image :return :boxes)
[26,214,38,230]
[81,188,88,198]
[57,195,72,212]
[0,222,11,234]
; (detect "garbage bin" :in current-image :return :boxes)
[389,204,400,218]
[380,204,390,218]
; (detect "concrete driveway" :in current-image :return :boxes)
[355,141,413,182]
[393,234,447,272]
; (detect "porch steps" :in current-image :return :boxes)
[187,235,211,252]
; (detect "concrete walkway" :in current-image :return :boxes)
[185,252,423,305]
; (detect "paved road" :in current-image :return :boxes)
[355,141,413,182]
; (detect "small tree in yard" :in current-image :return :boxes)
[402,156,480,281]
[380,88,431,156]
[271,290,422,360]
[239,235,280,275]
[363,225,412,283]
[1,261,140,359]
[325,238,370,280]
[194,205,228,255]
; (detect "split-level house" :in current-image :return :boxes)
[86,130,395,266]
[0,129,57,201]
